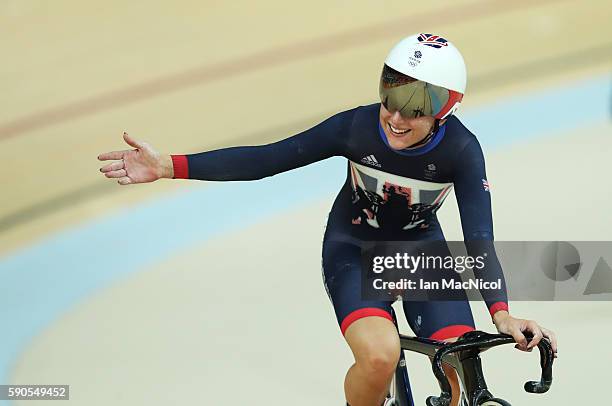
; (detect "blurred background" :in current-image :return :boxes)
[1,0,611,404]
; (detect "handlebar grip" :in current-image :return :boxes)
[524,379,553,394]
[523,335,554,394]
[426,395,451,406]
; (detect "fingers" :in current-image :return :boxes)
[104,169,127,179]
[98,131,142,161]
[541,327,558,358]
[500,316,557,356]
[123,131,144,149]
[511,329,528,351]
[118,176,133,185]
[97,150,130,161]
[98,132,143,186]
[525,321,544,350]
[99,160,124,173]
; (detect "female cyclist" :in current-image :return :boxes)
[98,33,558,406]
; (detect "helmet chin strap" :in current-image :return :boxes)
[403,119,440,149]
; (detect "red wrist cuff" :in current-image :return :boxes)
[488,301,509,318]
[171,155,189,179]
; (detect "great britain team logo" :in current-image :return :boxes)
[482,179,490,192]
[417,33,449,48]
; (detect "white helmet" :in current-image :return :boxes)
[380,33,467,119]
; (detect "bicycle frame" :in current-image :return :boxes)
[389,309,554,406]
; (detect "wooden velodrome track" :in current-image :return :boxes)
[1,0,611,405]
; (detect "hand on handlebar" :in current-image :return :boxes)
[98,132,174,185]
[492,311,558,357]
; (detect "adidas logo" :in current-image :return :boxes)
[360,154,381,168]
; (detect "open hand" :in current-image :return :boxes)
[493,311,558,357]
[98,132,173,185]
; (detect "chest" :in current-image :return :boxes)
[349,161,453,208]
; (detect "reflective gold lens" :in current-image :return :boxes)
[379,66,450,119]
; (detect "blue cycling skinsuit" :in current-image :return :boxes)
[171,103,509,341]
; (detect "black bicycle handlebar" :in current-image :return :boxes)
[523,332,554,394]
[426,330,554,406]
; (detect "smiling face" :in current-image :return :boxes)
[379,103,439,150]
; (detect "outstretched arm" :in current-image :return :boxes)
[98,110,355,185]
[172,110,354,181]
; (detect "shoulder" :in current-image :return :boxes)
[340,103,378,119]
[444,115,482,155]
[342,103,380,132]
[326,103,379,135]
[354,103,380,119]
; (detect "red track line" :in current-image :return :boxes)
[0,0,568,141]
